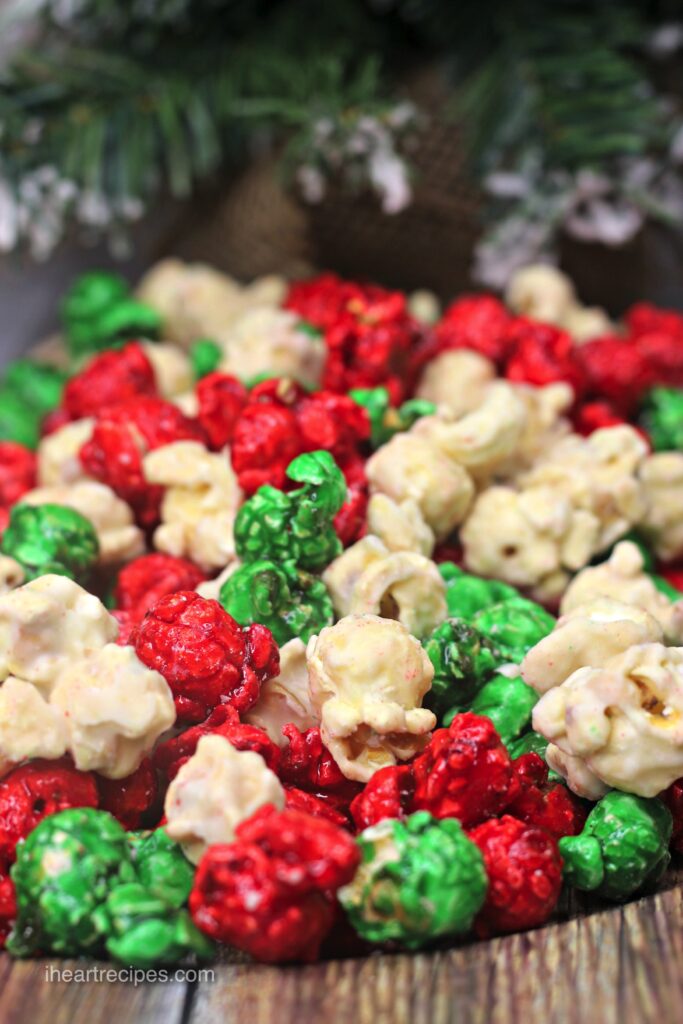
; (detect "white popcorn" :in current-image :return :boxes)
[21,481,145,566]
[506,264,576,325]
[142,341,193,398]
[0,677,67,777]
[0,556,23,594]
[366,433,474,540]
[0,575,118,691]
[366,494,435,557]
[408,289,441,325]
[533,643,683,798]
[37,417,94,486]
[561,541,683,643]
[306,615,436,782]
[323,536,447,638]
[50,643,175,779]
[638,452,683,563]
[521,598,664,695]
[165,734,285,863]
[561,304,613,343]
[218,307,325,388]
[415,349,495,418]
[244,638,319,744]
[143,441,242,572]
[195,562,240,602]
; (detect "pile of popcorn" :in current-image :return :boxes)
[0,258,682,966]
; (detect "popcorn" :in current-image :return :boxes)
[366,433,474,540]
[366,494,435,557]
[521,598,664,695]
[20,481,145,567]
[561,542,683,643]
[165,734,285,863]
[37,418,94,486]
[141,341,193,398]
[50,643,175,779]
[533,643,683,798]
[0,575,118,691]
[0,677,67,776]
[143,441,243,572]
[243,638,319,745]
[323,536,447,638]
[506,265,576,325]
[306,614,436,782]
[415,349,495,418]
[638,452,683,563]
[0,556,23,594]
[218,308,325,388]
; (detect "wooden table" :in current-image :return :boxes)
[2,872,683,1024]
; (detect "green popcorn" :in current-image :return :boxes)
[220,558,333,645]
[95,883,214,967]
[61,270,161,360]
[3,359,67,417]
[339,812,487,949]
[127,828,195,907]
[439,563,519,620]
[8,808,134,957]
[349,386,436,449]
[506,729,549,761]
[0,390,41,449]
[1,502,99,582]
[559,792,672,901]
[189,338,223,379]
[424,618,502,718]
[468,672,538,745]
[639,387,683,452]
[472,595,555,664]
[234,450,346,573]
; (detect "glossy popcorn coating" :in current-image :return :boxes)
[1,502,99,583]
[306,615,436,782]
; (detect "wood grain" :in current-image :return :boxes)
[3,878,683,1024]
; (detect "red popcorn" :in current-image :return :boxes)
[189,805,360,962]
[40,406,72,437]
[504,318,586,397]
[294,391,370,466]
[96,758,159,831]
[80,396,204,526]
[334,479,368,547]
[279,725,362,810]
[469,815,563,936]
[506,753,587,841]
[349,765,415,832]
[577,335,653,413]
[115,552,207,621]
[434,294,512,365]
[284,787,350,829]
[635,331,683,389]
[63,341,157,420]
[0,870,15,949]
[231,402,303,494]
[153,704,281,781]
[626,302,683,340]
[0,441,36,511]
[196,372,248,450]
[133,590,279,723]
[284,273,353,331]
[574,400,628,435]
[0,758,98,864]
[412,713,515,827]
[660,777,683,853]
[112,609,137,646]
[249,377,309,408]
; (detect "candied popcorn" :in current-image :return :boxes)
[143,441,242,572]
[414,349,495,418]
[366,494,434,557]
[49,643,175,779]
[0,556,23,594]
[638,452,683,563]
[37,418,94,486]
[561,542,683,643]
[20,482,144,567]
[323,536,447,638]
[495,381,573,477]
[141,341,193,398]
[533,643,683,798]
[0,677,67,776]
[244,638,319,745]
[165,734,285,863]
[506,264,576,325]
[218,308,325,387]
[0,575,118,691]
[366,433,474,540]
[306,614,436,782]
[521,598,664,695]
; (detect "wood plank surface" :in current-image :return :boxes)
[3,878,683,1024]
